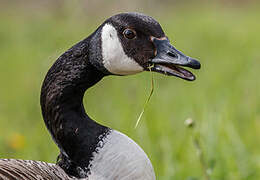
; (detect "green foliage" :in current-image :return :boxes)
[0,5,259,180]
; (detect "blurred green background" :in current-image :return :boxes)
[0,0,259,179]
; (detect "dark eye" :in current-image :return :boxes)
[123,29,136,39]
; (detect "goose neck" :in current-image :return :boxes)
[40,39,110,178]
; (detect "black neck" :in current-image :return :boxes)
[40,37,110,178]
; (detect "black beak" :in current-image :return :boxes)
[148,37,201,81]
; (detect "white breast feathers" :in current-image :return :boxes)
[87,130,156,180]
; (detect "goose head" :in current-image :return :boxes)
[93,12,200,80]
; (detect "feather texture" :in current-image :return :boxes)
[0,159,77,180]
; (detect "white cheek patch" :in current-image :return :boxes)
[101,23,143,75]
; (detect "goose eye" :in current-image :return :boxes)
[123,29,136,39]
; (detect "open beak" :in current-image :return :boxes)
[147,37,201,81]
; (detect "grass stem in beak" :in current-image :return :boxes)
[135,65,154,128]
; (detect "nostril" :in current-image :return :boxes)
[167,51,178,59]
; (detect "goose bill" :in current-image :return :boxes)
[150,63,196,81]
[147,37,201,81]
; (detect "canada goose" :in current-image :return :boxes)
[0,12,200,180]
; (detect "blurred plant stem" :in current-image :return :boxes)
[193,135,210,180]
[185,118,211,180]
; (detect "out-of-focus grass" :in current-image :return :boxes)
[0,4,260,180]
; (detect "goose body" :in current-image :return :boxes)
[0,131,154,180]
[0,12,200,179]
